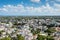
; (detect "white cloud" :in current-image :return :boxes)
[30,0,40,3]
[46,0,60,2]
[0,3,60,16]
[54,3,60,8]
[55,0,60,2]
[0,8,8,12]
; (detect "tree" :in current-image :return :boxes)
[17,34,24,40]
[37,35,54,40]
[46,36,54,40]
[31,28,40,35]
[0,36,11,40]
[37,35,46,40]
[0,30,4,36]
[44,28,56,35]
[47,24,55,28]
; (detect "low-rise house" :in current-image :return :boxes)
[0,26,5,31]
[53,32,60,40]
[33,34,37,40]
[55,27,60,32]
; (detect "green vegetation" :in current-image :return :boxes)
[37,35,54,40]
[0,36,11,40]
[31,28,40,35]
[17,34,24,40]
[44,28,56,35]
[37,35,46,40]
[46,36,54,40]
[0,35,24,40]
[0,30,5,36]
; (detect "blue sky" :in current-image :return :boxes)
[0,0,60,16]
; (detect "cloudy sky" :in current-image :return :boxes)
[0,0,60,16]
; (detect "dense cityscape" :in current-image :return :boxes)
[0,16,60,40]
[0,0,60,40]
